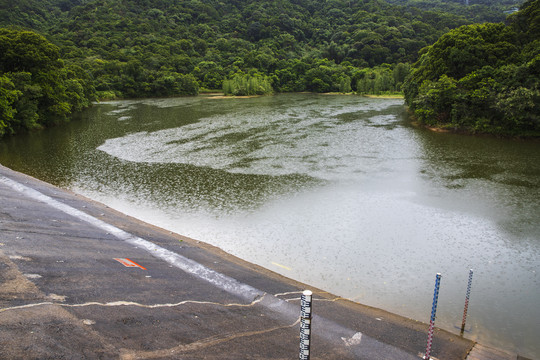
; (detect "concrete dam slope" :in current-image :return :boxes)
[0,164,516,359]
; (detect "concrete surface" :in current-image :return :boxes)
[0,164,477,359]
[467,344,531,360]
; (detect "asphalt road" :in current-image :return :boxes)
[0,164,474,359]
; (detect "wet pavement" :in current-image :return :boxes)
[0,164,478,359]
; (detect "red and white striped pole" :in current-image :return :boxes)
[460,269,474,335]
[424,273,442,360]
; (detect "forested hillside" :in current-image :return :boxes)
[1,0,478,99]
[386,0,523,23]
[0,28,95,137]
[0,0,532,136]
[404,0,539,136]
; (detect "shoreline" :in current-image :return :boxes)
[0,163,479,359]
[1,94,537,358]
[96,92,405,102]
[409,120,540,140]
[1,162,533,359]
[363,94,404,99]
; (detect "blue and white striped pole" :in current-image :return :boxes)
[460,269,474,335]
[299,290,313,360]
[424,273,442,360]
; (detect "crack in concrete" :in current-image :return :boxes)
[0,294,267,313]
[274,291,303,297]
[118,318,301,360]
[274,291,345,303]
[284,297,346,303]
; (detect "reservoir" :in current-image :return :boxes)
[1,94,538,358]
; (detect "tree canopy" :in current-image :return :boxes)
[0,28,95,137]
[403,0,539,136]
[386,0,523,23]
[1,0,479,101]
[0,0,534,137]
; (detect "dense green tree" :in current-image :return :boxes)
[2,0,533,135]
[385,0,520,23]
[222,73,272,96]
[0,75,21,136]
[404,0,539,136]
[409,23,519,82]
[356,65,401,94]
[0,28,95,137]
[0,28,62,73]
[507,0,540,43]
[5,71,42,132]
[393,62,411,90]
[0,0,478,99]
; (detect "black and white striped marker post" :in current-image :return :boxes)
[299,290,313,360]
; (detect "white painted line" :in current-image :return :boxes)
[0,175,262,302]
[0,174,419,359]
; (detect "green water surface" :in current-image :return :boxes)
[1,94,539,358]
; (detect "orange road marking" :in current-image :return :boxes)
[114,258,147,270]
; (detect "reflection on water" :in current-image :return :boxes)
[98,95,405,181]
[0,94,539,358]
